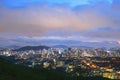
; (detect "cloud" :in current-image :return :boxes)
[79,26,120,42]
[0,1,120,36]
[0,0,120,47]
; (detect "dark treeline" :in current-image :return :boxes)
[0,57,111,80]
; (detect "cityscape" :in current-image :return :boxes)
[0,46,120,79]
[0,0,120,80]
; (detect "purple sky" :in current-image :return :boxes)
[0,0,120,47]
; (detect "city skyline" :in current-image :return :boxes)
[0,0,120,47]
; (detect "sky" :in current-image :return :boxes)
[0,0,120,47]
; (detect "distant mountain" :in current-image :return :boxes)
[14,45,50,51]
[0,48,4,51]
[52,45,68,48]
[2,40,120,49]
[82,41,120,48]
[70,46,92,49]
[50,41,120,48]
[52,45,92,49]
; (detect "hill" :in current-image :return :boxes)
[52,45,68,48]
[14,45,50,51]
